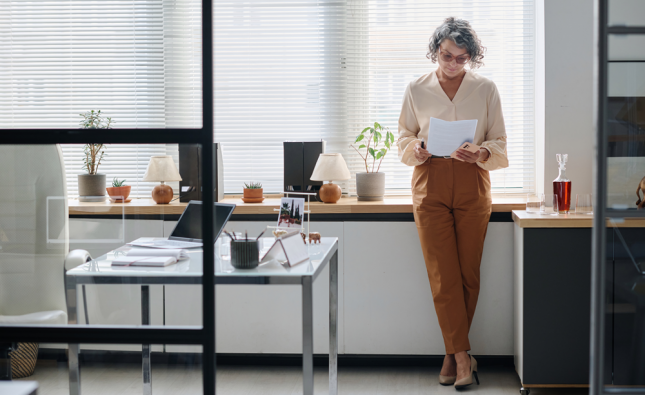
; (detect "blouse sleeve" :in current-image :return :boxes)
[478,137,509,171]
[397,83,425,167]
[477,83,509,171]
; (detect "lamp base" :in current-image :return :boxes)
[319,182,342,203]
[152,184,173,204]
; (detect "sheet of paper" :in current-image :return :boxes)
[427,118,478,156]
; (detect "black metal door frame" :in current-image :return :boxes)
[591,0,645,393]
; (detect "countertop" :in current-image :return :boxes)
[69,196,527,216]
[512,210,645,228]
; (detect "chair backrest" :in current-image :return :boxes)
[0,145,69,316]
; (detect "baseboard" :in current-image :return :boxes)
[38,349,514,368]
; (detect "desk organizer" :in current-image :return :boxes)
[230,240,260,269]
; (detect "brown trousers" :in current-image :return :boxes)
[412,158,492,354]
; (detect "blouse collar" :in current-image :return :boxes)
[430,69,471,105]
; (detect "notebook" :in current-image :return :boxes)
[111,248,189,267]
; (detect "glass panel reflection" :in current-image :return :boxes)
[607,61,645,209]
[0,144,203,330]
[4,343,202,394]
[608,226,645,386]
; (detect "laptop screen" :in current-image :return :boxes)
[169,201,236,242]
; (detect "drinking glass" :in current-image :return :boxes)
[539,194,559,215]
[526,194,541,213]
[576,194,593,215]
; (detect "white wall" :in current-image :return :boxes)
[543,0,595,198]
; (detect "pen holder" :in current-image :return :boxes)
[230,240,260,269]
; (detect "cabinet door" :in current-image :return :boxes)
[612,228,645,386]
[522,228,592,385]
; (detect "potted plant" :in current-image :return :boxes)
[106,178,131,202]
[242,182,264,203]
[350,122,394,201]
[77,110,114,202]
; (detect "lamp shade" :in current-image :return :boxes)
[310,153,351,181]
[143,155,182,182]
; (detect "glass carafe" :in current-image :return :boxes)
[553,153,571,214]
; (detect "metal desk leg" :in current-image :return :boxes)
[141,285,152,395]
[302,276,314,395]
[329,250,338,395]
[65,276,81,395]
[68,344,81,395]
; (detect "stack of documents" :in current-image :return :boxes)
[111,248,189,267]
[427,118,478,156]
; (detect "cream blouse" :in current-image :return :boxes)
[397,70,509,171]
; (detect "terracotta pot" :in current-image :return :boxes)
[243,188,263,199]
[106,185,131,201]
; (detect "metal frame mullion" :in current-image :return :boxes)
[0,129,208,145]
[591,0,609,393]
[0,327,204,345]
[201,0,215,393]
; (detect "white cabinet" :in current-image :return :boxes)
[64,217,514,356]
[343,222,514,355]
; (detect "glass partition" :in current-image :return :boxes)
[593,1,645,393]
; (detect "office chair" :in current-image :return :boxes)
[0,144,71,380]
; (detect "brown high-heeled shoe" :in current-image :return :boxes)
[439,374,457,385]
[454,355,479,389]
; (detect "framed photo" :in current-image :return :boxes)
[277,197,305,230]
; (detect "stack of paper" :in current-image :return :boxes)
[111,248,189,267]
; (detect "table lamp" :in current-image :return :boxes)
[309,153,351,203]
[143,155,182,204]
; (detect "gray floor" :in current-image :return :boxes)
[19,360,591,395]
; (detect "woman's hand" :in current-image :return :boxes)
[454,148,490,163]
[413,142,432,163]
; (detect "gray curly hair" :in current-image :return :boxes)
[427,17,486,69]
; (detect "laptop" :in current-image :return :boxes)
[128,201,236,249]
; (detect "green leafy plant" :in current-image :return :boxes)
[112,178,127,187]
[79,110,114,129]
[82,144,105,175]
[350,122,395,173]
[244,182,262,189]
[79,110,114,175]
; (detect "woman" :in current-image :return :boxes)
[397,17,509,389]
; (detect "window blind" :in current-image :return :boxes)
[214,0,347,194]
[0,0,200,197]
[3,0,536,196]
[344,0,536,195]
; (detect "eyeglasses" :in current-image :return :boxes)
[439,50,470,65]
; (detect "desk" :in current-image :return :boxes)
[65,237,339,395]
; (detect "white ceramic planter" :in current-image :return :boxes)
[356,172,385,201]
[78,174,106,202]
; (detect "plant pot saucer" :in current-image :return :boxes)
[109,197,132,203]
[79,196,106,202]
[241,197,265,203]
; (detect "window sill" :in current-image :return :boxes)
[68,196,526,217]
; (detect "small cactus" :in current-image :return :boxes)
[112,178,126,187]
